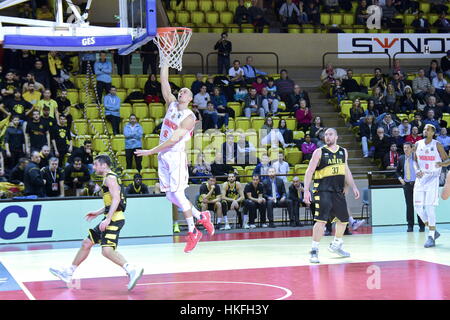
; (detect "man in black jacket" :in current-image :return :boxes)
[9,157,28,185]
[24,151,45,197]
[125,174,150,195]
[214,32,232,75]
[70,140,94,173]
[64,157,91,196]
[287,177,304,227]
[210,152,236,181]
[41,157,65,197]
[263,167,292,228]
[396,142,425,232]
[222,134,238,165]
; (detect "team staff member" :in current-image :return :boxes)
[41,157,64,197]
[221,172,245,230]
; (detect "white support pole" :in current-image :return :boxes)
[65,0,84,24]
[119,0,128,28]
[56,0,64,25]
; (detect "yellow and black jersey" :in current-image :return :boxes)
[102,172,127,221]
[314,145,346,193]
[224,182,240,200]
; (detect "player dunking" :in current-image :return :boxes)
[413,124,449,248]
[49,155,144,291]
[135,65,214,253]
[303,128,360,264]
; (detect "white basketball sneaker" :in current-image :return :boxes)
[127,266,144,291]
[49,267,73,284]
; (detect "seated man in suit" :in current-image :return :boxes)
[287,176,305,227]
[221,134,238,165]
[263,167,292,228]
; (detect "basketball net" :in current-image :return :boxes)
[153,27,192,71]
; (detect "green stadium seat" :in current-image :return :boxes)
[191,11,205,24]
[219,11,234,24]
[133,103,149,119]
[205,11,219,25]
[122,75,137,90]
[149,103,165,119]
[199,0,213,12]
[184,0,198,11]
[176,11,191,24]
[111,135,125,152]
[197,23,210,32]
[111,75,122,88]
[330,13,343,25]
[343,13,354,25]
[140,118,156,134]
[320,13,331,25]
[288,25,301,33]
[120,103,132,119]
[170,0,184,10]
[211,23,226,33]
[72,119,88,136]
[213,0,227,11]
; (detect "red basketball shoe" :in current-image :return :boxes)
[184,228,203,253]
[197,211,215,236]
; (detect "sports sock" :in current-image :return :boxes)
[68,265,77,275]
[186,217,195,232]
[123,263,133,274]
[311,241,319,250]
[224,216,228,224]
[191,207,201,219]
[333,237,343,246]
[243,215,249,224]
[348,216,355,225]
[217,217,222,224]
[429,230,436,238]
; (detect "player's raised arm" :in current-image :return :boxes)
[303,148,322,205]
[160,65,177,106]
[344,148,360,200]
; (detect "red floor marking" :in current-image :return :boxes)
[0,290,29,300]
[23,259,449,300]
[174,226,372,243]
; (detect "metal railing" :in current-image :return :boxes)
[393,51,447,61]
[206,51,280,75]
[322,51,392,70]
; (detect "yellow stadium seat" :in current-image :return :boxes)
[186,150,200,166]
[197,23,210,32]
[191,11,205,24]
[111,135,125,152]
[361,100,368,111]
[123,169,139,186]
[182,74,196,89]
[354,27,365,33]
[211,133,225,149]
[74,135,91,148]
[75,75,94,90]
[149,103,165,120]
[111,75,122,89]
[70,106,82,120]
[443,113,450,125]
[227,0,239,12]
[169,75,183,88]
[122,75,137,90]
[361,76,371,88]
[342,26,353,33]
[235,117,251,131]
[140,118,155,134]
[420,2,430,13]
[213,0,227,12]
[241,24,254,33]
[233,166,244,178]
[251,117,265,130]
[288,24,301,33]
[244,166,256,183]
[184,0,198,11]
[79,90,95,104]
[176,10,191,24]
[284,148,302,165]
[170,0,184,10]
[120,103,132,119]
[116,89,127,102]
[92,135,109,152]
[166,10,175,22]
[212,24,226,33]
[320,13,331,25]
[285,118,296,131]
[295,164,308,175]
[227,117,235,130]
[85,104,101,119]
[340,102,352,120]
[293,131,304,140]
[88,120,107,136]
[144,134,160,150]
[227,102,242,117]
[278,101,286,111]
[404,14,415,25]
[141,168,157,186]
[219,11,233,24]
[199,0,213,11]
[149,154,158,168]
[331,14,343,25]
[66,89,79,105]
[72,120,88,135]
[343,13,354,25]
[428,14,439,25]
[133,103,149,119]
[135,75,147,90]
[116,151,126,168]
[302,25,315,33]
[205,11,219,25]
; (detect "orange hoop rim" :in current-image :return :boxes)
[156,27,192,35]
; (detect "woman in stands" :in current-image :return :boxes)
[360,115,377,158]
[349,99,365,127]
[295,99,312,133]
[309,116,325,143]
[371,86,386,114]
[364,99,379,118]
[144,74,161,103]
[278,119,294,144]
[401,85,416,113]
[252,76,267,95]
[384,83,401,114]
[426,59,441,81]
[301,134,317,162]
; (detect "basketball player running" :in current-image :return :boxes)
[414,124,449,248]
[135,66,214,253]
[303,128,360,264]
[49,155,144,291]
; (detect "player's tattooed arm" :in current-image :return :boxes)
[435,142,450,167]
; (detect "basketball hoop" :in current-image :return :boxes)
[153,27,192,71]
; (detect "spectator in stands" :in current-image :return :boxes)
[424,96,443,122]
[433,12,450,33]
[22,83,42,108]
[0,89,32,121]
[23,73,44,93]
[365,99,380,118]
[191,73,205,96]
[384,83,401,113]
[441,83,450,111]
[211,152,236,180]
[221,172,246,228]
[192,153,211,184]
[248,0,268,33]
[438,127,450,152]
[342,69,371,101]
[40,106,56,131]
[222,134,238,164]
[1,71,20,100]
[31,60,50,90]
[79,51,96,74]
[55,90,72,127]
[24,150,45,197]
[432,71,447,96]
[321,63,346,91]
[25,109,50,154]
[427,60,441,81]
[332,79,347,106]
[323,0,340,13]
[41,157,64,197]
[271,152,290,183]
[370,68,387,92]
[390,72,405,96]
[9,157,28,185]
[389,127,405,151]
[423,109,441,132]
[263,167,291,228]
[237,133,257,165]
[253,154,271,183]
[112,50,131,76]
[37,89,57,118]
[94,51,112,99]
[288,84,311,111]
[4,115,25,169]
[214,32,232,75]
[278,119,294,144]
[124,114,143,172]
[193,85,210,111]
[38,145,52,169]
[378,113,397,137]
[261,87,279,115]
[355,0,370,25]
[19,2,35,19]
[305,0,320,25]
[383,143,400,170]
[64,157,90,196]
[243,56,268,84]
[126,174,150,195]
[80,181,101,197]
[360,115,377,158]
[140,41,158,75]
[211,87,234,118]
[252,76,267,95]
[198,176,224,227]
[287,176,304,227]
[47,51,66,95]
[36,4,54,20]
[301,134,317,162]
[103,86,121,135]
[430,0,448,14]
[244,87,265,117]
[373,127,391,161]
[382,0,403,32]
[51,114,72,166]
[275,69,296,102]
[233,84,248,103]
[400,86,416,113]
[398,118,412,137]
[411,11,430,33]
[203,101,229,130]
[70,140,94,173]
[143,74,161,104]
[372,86,387,114]
[412,68,431,102]
[228,60,245,87]
[426,85,445,108]
[295,99,312,132]
[350,98,365,127]
[310,116,325,142]
[244,174,267,228]
[410,112,425,134]
[234,0,250,25]
[279,0,301,32]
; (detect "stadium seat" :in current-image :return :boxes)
[443,113,450,125]
[205,11,219,25]
[140,118,156,134]
[302,24,315,33]
[361,75,372,88]
[89,119,108,136]
[70,106,82,120]
[123,169,139,186]
[213,0,227,12]
[211,133,225,149]
[149,103,165,120]
[111,75,122,88]
[137,75,149,90]
[176,11,191,24]
[166,10,175,22]
[211,23,226,33]
[66,89,79,105]
[285,148,302,165]
[340,101,353,120]
[428,14,439,25]
[420,2,430,13]
[182,74,196,88]
[121,75,137,90]
[343,13,354,25]
[233,166,244,178]
[236,117,251,131]
[285,118,296,131]
[133,103,149,119]
[228,102,243,117]
[293,131,305,140]
[404,14,415,25]
[141,168,157,186]
[120,103,133,119]
[74,135,91,148]
[288,24,301,33]
[219,11,234,24]
[241,24,254,33]
[184,0,198,11]
[85,104,101,119]
[320,13,331,25]
[330,14,343,25]
[170,0,184,10]
[244,166,256,183]
[197,23,210,32]
[79,90,95,104]
[227,0,239,13]
[199,0,213,12]
[72,120,88,135]
[111,135,125,152]
[92,135,109,152]
[295,164,308,175]
[251,117,265,130]
[144,134,160,150]
[169,74,183,88]
[191,11,205,24]
[116,89,127,102]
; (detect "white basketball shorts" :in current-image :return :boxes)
[413,175,440,207]
[158,151,189,193]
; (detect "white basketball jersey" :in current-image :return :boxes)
[159,101,195,152]
[415,139,441,174]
